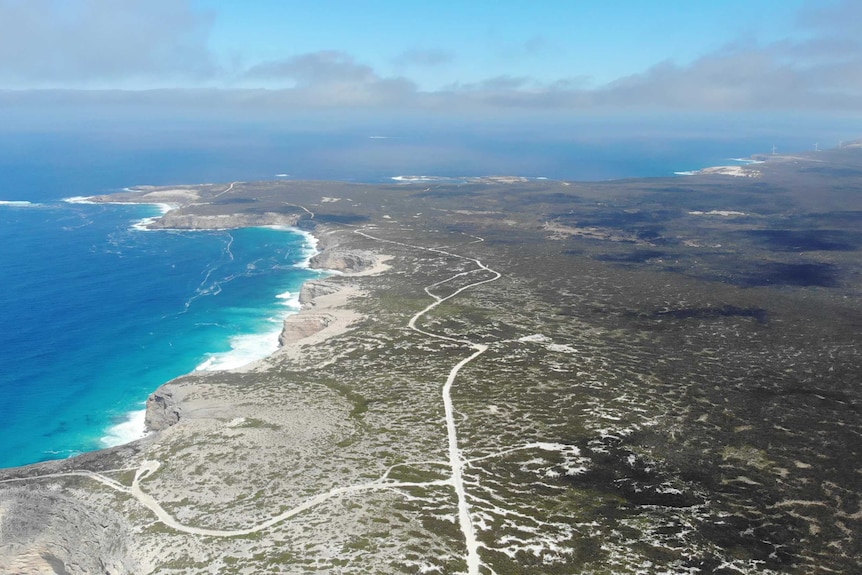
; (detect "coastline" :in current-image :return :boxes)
[71,190,387,443]
[59,189,353,454]
[144,228,390,432]
[111,225,327,445]
[4,157,861,573]
[673,155,765,178]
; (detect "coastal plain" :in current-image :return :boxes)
[2,149,862,574]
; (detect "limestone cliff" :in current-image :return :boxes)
[298,280,340,306]
[309,249,378,273]
[278,313,336,346]
[145,386,181,432]
[0,487,135,575]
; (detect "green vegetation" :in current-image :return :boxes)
[4,154,862,573]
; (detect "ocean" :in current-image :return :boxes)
[0,126,813,468]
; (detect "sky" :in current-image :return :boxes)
[1,0,861,128]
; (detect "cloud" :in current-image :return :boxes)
[447,1,862,113]
[450,76,532,91]
[392,49,453,68]
[246,51,376,85]
[0,0,215,87]
[589,34,862,112]
[797,0,862,35]
[494,34,554,62]
[2,0,861,116]
[588,0,862,111]
[596,47,799,110]
[243,51,417,106]
[233,0,862,113]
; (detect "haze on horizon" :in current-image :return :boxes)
[1,0,861,140]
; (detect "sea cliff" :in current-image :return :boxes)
[144,227,384,434]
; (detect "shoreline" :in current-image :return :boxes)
[0,152,805,451]
[144,228,391,432]
[55,191,345,461]
[3,153,862,572]
[99,225,327,449]
[0,185,388,470]
[673,154,766,178]
[72,191,387,451]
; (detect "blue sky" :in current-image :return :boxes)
[200,0,807,90]
[1,0,860,120]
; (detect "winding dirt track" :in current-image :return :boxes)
[355,229,502,574]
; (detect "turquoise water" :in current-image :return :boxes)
[0,198,319,467]
[0,127,792,468]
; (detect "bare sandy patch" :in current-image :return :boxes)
[137,189,201,203]
[697,166,761,177]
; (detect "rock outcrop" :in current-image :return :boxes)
[278,313,336,346]
[309,249,377,273]
[0,487,136,574]
[145,386,181,432]
[139,242,365,434]
[298,280,340,307]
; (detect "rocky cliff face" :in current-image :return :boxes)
[309,249,377,273]
[278,313,335,346]
[145,386,181,431]
[298,280,340,306]
[0,487,136,574]
[141,243,375,434]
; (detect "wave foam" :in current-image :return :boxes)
[288,227,320,268]
[0,200,42,207]
[130,203,174,231]
[195,327,283,372]
[276,290,302,309]
[194,226,327,372]
[64,196,175,230]
[63,196,98,204]
[100,409,148,447]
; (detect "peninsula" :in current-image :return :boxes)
[2,148,861,574]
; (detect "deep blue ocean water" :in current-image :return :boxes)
[0,126,813,468]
